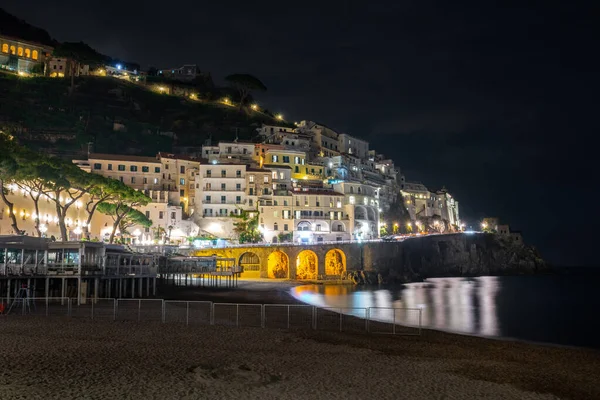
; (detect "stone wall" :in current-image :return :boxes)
[191,233,545,282]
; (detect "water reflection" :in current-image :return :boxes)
[290,276,501,337]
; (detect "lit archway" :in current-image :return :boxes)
[325,249,346,276]
[239,252,260,273]
[267,251,289,279]
[296,250,318,280]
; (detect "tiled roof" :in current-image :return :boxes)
[88,153,159,163]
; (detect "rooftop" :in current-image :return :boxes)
[88,153,160,163]
[291,189,344,196]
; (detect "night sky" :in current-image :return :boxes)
[2,1,597,266]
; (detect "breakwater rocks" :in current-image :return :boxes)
[351,233,546,284]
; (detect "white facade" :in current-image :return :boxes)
[291,189,350,244]
[338,133,369,159]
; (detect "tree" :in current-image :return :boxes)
[81,176,130,239]
[224,74,267,109]
[233,209,263,244]
[97,203,152,242]
[0,132,21,234]
[96,188,151,243]
[53,42,108,94]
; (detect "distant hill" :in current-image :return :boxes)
[0,8,56,46]
[0,74,290,158]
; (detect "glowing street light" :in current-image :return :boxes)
[223,97,231,105]
[276,114,283,120]
[481,222,488,229]
[251,104,258,111]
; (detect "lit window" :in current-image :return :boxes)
[130,166,138,172]
[17,47,23,56]
[1,44,8,53]
[180,178,185,185]
[272,155,278,162]
[272,171,277,179]
[32,50,38,60]
[349,196,355,205]
[263,176,269,183]
[10,45,16,55]
[249,175,255,183]
[24,48,30,58]
[153,178,158,184]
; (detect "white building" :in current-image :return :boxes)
[291,189,350,243]
[193,161,251,238]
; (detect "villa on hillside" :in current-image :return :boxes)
[0,33,52,74]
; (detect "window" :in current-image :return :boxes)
[279,172,284,180]
[180,189,185,196]
[219,183,225,190]
[272,155,279,162]
[171,212,176,219]
[142,166,149,172]
[118,165,125,171]
[294,156,300,164]
[180,178,185,185]
[130,166,138,172]
[236,170,241,177]
[249,175,255,183]
[221,170,226,178]
[1,44,7,53]
[93,163,102,170]
[294,166,299,173]
[32,50,38,60]
[131,177,136,184]
[301,159,305,165]
[145,211,150,218]
[24,48,31,58]
[236,183,241,190]
[155,167,160,173]
[249,188,254,195]
[180,166,185,174]
[221,196,226,204]
[263,188,269,195]
[273,210,279,218]
[249,199,253,206]
[143,178,148,184]
[153,178,158,184]
[274,223,279,231]
[159,211,164,219]
[165,164,169,170]
[107,164,113,171]
[9,45,16,55]
[236,196,241,204]
[284,224,288,231]
[316,224,321,231]
[282,156,290,163]
[205,196,211,203]
[119,177,124,182]
[206,170,211,177]
[349,196,355,205]
[17,47,23,56]
[263,176,269,183]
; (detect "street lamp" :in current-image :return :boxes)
[251,104,258,111]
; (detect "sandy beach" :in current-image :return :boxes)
[0,316,598,400]
[1,280,599,399]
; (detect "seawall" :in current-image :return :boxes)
[190,233,545,283]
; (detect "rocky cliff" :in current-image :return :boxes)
[351,233,546,284]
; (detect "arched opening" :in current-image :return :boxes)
[10,45,16,55]
[17,47,23,56]
[331,221,345,232]
[355,205,367,220]
[24,48,31,58]
[367,207,377,221]
[1,44,8,53]
[296,250,318,280]
[32,50,38,60]
[267,251,289,279]
[325,249,346,276]
[239,252,260,273]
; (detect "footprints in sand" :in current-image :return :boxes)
[190,363,283,388]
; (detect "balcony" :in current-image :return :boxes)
[202,200,246,205]
[202,187,245,192]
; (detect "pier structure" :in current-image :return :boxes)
[0,236,158,304]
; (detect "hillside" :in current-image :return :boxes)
[0,8,56,46]
[0,74,289,158]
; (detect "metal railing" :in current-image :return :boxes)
[1,298,422,335]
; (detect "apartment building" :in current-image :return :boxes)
[291,189,350,243]
[332,182,379,240]
[201,141,256,164]
[86,153,163,190]
[193,161,251,238]
[158,153,200,214]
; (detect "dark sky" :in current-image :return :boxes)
[2,1,598,266]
